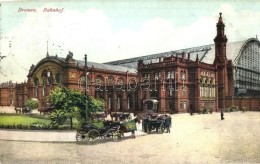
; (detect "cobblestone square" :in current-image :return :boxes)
[0,111,260,163]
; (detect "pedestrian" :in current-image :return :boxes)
[221,110,224,120]
[165,115,171,133]
[131,130,135,138]
[190,108,193,116]
[189,105,193,116]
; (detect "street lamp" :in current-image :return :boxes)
[84,54,89,122]
[43,69,51,113]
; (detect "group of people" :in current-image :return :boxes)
[112,109,225,139]
[189,107,225,120]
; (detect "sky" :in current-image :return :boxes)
[0,0,260,83]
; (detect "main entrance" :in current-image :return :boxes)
[143,99,158,112]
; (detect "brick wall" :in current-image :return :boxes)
[226,97,260,111]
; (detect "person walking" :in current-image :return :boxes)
[165,115,172,133]
[189,105,193,116]
[221,110,224,120]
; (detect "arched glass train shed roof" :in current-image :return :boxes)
[105,38,260,69]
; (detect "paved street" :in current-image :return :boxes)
[1,112,260,163]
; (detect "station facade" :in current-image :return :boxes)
[1,13,260,113]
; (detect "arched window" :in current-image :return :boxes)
[94,76,103,91]
[108,96,113,111]
[55,73,61,85]
[34,77,39,98]
[127,95,133,110]
[117,95,122,111]
[107,76,114,86]
[42,78,47,97]
[114,78,124,91]
[79,75,90,91]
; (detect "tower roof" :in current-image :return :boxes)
[218,12,223,23]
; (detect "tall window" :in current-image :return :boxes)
[127,97,130,109]
[184,102,187,110]
[34,78,39,98]
[155,72,161,80]
[127,95,133,110]
[42,78,47,97]
[167,71,174,79]
[56,73,61,86]
[107,76,114,86]
[108,97,112,110]
[117,96,122,111]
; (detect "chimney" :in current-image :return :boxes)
[182,52,185,60]
[196,54,199,63]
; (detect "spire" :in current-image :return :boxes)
[218,12,223,23]
[214,12,228,64]
[46,41,49,57]
[214,12,227,43]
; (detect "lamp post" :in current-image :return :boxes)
[85,54,88,122]
[43,69,50,113]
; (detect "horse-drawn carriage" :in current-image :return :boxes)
[76,112,139,144]
[141,99,172,134]
[141,110,171,133]
[76,121,122,144]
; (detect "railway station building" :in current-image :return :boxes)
[1,13,260,113]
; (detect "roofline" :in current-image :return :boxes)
[28,56,65,77]
[234,38,260,64]
[104,43,214,65]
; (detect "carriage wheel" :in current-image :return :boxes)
[104,131,114,140]
[158,123,164,134]
[76,131,88,143]
[87,129,100,144]
[113,130,124,141]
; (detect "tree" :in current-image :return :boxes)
[48,87,104,129]
[25,98,39,110]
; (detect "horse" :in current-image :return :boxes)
[118,115,141,138]
[90,112,108,122]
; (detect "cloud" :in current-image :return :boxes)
[0,3,259,83]
[217,4,260,41]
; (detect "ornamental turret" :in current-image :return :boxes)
[214,13,228,62]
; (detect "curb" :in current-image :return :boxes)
[0,129,147,143]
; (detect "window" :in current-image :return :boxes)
[181,71,186,81]
[55,73,61,84]
[34,78,39,98]
[167,71,174,79]
[143,73,150,80]
[180,101,183,109]
[117,96,122,111]
[184,102,187,110]
[147,74,150,79]
[108,97,112,109]
[155,72,161,80]
[127,95,133,110]
[167,71,171,79]
[42,78,47,97]
[107,76,114,86]
[127,97,130,109]
[169,89,173,96]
